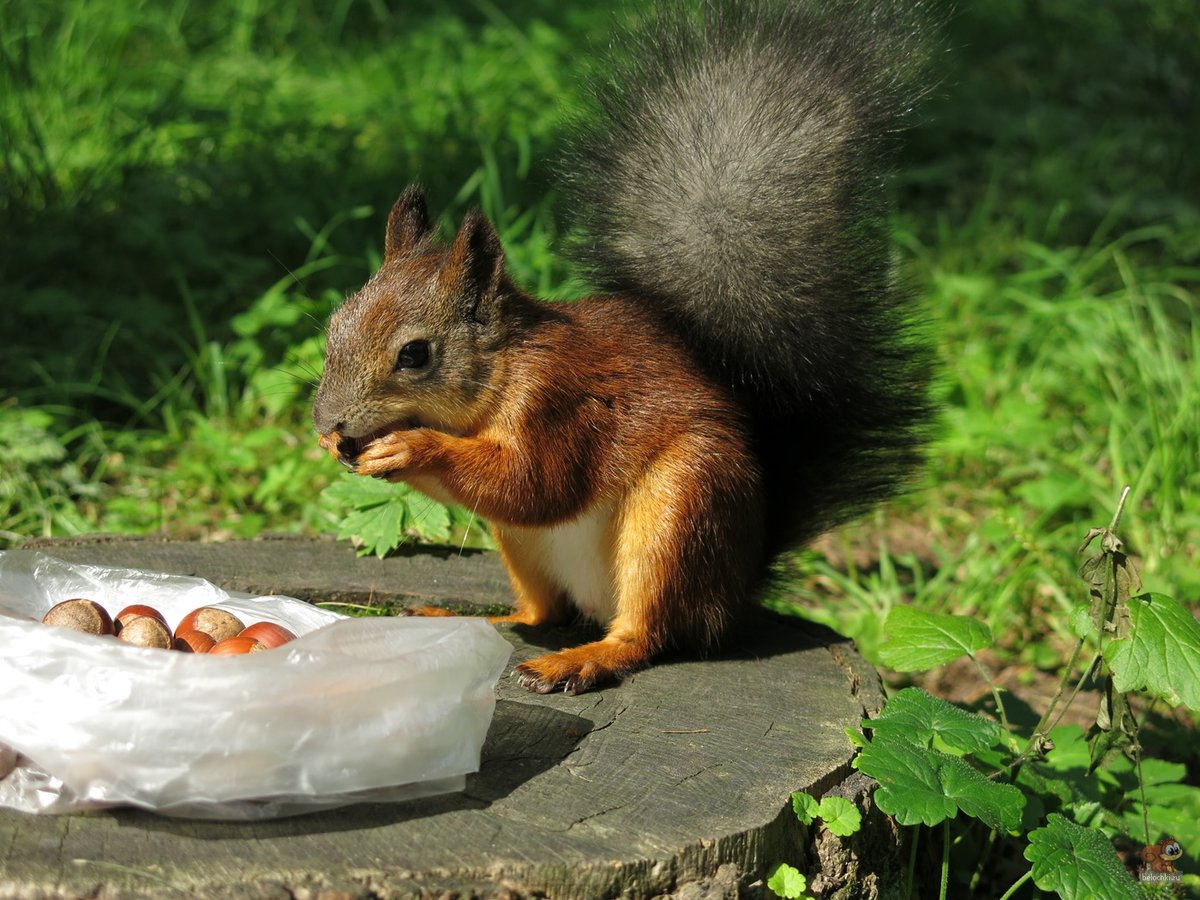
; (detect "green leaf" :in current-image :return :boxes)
[766,863,807,899]
[878,606,994,671]
[1105,592,1200,709]
[1122,781,1200,853]
[846,728,869,751]
[818,796,862,837]
[857,736,1024,831]
[791,791,819,825]
[336,497,408,558]
[405,491,453,543]
[322,472,404,508]
[1068,603,1094,639]
[1024,814,1139,900]
[863,688,1002,755]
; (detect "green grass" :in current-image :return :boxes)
[2,0,1197,648]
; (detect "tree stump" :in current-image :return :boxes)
[1,535,902,899]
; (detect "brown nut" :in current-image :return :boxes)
[173,630,216,653]
[175,607,244,643]
[42,599,114,636]
[209,635,266,656]
[238,622,297,649]
[114,604,168,634]
[117,615,174,649]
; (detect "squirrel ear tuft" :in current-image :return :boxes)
[442,209,505,325]
[385,185,432,261]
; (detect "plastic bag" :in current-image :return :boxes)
[0,550,511,819]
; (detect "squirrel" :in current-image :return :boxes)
[312,0,936,694]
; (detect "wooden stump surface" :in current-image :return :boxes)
[1,535,888,899]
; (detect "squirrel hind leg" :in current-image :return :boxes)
[516,433,765,694]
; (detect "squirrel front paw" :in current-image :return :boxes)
[353,429,431,480]
[317,430,359,469]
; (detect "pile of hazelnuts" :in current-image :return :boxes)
[41,599,296,655]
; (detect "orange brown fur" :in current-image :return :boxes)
[314,190,763,692]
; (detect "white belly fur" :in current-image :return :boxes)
[526,501,617,624]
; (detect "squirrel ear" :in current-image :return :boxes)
[442,209,505,325]
[384,185,432,261]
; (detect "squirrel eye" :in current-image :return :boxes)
[395,340,430,370]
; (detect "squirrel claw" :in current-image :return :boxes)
[513,641,648,695]
[514,665,565,695]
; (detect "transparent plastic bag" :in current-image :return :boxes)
[0,550,511,819]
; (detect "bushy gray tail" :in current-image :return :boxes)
[561,0,938,548]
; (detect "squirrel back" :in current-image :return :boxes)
[562,0,936,548]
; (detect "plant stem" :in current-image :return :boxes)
[1011,485,1131,773]
[1044,652,1101,736]
[969,827,999,894]
[906,825,920,900]
[995,869,1034,900]
[969,654,1010,730]
[1008,642,1091,777]
[1108,484,1131,532]
[1132,721,1150,846]
[939,819,951,900]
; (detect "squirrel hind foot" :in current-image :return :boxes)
[513,639,652,694]
[403,606,459,618]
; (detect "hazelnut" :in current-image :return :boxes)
[209,636,266,656]
[42,599,114,635]
[114,604,168,634]
[238,621,297,649]
[175,607,244,643]
[117,615,174,650]
[174,630,216,653]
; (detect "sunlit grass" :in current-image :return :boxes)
[2,0,1197,657]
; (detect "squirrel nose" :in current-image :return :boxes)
[311,398,345,435]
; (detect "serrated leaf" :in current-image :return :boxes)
[939,751,1025,832]
[878,606,993,671]
[1025,814,1139,900]
[322,472,405,508]
[336,498,408,558]
[405,492,453,542]
[857,736,1024,831]
[863,687,1001,754]
[791,791,819,825]
[818,796,862,837]
[1105,592,1200,709]
[766,863,807,899]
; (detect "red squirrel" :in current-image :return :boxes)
[312,0,935,693]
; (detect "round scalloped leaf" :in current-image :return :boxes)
[863,687,1001,754]
[857,736,1023,831]
[791,791,820,825]
[766,863,807,899]
[1024,814,1140,899]
[818,796,863,837]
